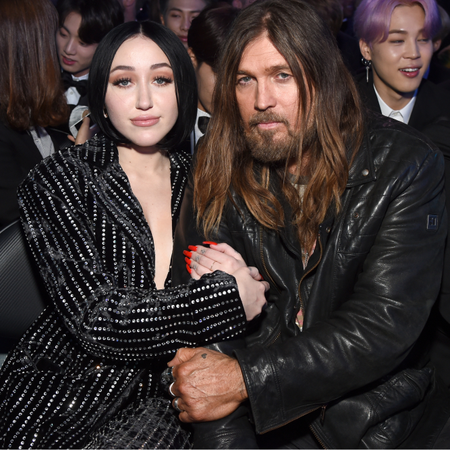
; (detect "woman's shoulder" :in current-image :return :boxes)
[23,134,117,187]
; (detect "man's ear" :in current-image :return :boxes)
[434,39,442,53]
[359,39,372,61]
[188,48,198,70]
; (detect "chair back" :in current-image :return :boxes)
[0,220,46,352]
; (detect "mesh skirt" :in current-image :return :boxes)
[84,397,192,449]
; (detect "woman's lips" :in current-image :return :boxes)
[131,116,160,127]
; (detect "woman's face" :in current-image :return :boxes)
[359,4,433,109]
[104,36,178,150]
[56,12,98,77]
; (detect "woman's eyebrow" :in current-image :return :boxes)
[110,62,172,73]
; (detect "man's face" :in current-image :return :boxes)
[161,0,207,49]
[56,12,98,77]
[235,34,300,163]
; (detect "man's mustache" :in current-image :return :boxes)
[248,111,289,129]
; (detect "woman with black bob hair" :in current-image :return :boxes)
[89,20,196,150]
[0,20,267,449]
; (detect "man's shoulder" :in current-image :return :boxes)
[364,111,441,163]
[349,112,444,187]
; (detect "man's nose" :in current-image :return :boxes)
[181,14,190,31]
[404,39,420,59]
[65,38,76,55]
[254,80,276,111]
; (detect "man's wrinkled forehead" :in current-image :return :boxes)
[237,34,290,76]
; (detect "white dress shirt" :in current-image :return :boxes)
[374,85,417,124]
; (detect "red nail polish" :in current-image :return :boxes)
[203,241,217,246]
[188,245,198,251]
[185,257,192,265]
[186,264,192,274]
[183,250,192,258]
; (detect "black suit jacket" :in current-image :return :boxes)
[0,121,69,229]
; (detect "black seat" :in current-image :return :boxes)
[0,220,47,354]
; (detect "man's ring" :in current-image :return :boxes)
[173,397,183,413]
[169,382,176,397]
[210,261,216,271]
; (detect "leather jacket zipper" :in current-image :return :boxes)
[258,226,329,447]
[258,226,283,347]
[310,418,328,449]
[297,232,323,330]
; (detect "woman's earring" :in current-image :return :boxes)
[103,108,108,118]
[361,58,372,84]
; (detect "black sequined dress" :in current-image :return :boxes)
[0,134,247,448]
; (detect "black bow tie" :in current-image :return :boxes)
[198,116,210,134]
[61,71,88,98]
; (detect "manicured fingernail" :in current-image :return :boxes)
[203,241,217,246]
[188,245,198,251]
[186,264,192,274]
[185,257,192,265]
[183,250,192,258]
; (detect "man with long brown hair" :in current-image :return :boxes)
[169,0,450,447]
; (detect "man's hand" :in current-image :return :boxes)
[168,347,248,423]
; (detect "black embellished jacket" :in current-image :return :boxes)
[0,134,246,448]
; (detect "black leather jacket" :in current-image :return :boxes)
[172,113,449,448]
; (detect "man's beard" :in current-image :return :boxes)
[244,111,298,164]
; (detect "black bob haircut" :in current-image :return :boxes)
[57,0,124,45]
[88,21,198,151]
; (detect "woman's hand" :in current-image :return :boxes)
[184,242,269,320]
[183,242,260,279]
[232,265,269,320]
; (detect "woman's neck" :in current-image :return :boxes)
[117,144,169,177]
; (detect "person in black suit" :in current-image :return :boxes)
[0,0,69,229]
[187,4,240,148]
[355,0,450,388]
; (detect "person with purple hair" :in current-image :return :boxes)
[355,0,450,393]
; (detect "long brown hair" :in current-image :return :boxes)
[0,0,68,131]
[194,0,364,252]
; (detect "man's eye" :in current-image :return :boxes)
[237,76,252,85]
